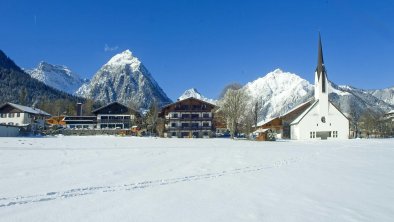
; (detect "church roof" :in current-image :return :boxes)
[290,100,319,125]
[290,100,350,125]
[256,99,314,127]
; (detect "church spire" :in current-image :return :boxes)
[316,33,327,93]
[316,32,325,79]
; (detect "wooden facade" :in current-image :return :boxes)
[159,98,216,138]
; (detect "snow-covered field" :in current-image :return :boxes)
[0,136,393,222]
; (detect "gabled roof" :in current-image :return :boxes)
[161,97,217,110]
[290,100,350,125]
[92,101,138,115]
[0,102,51,116]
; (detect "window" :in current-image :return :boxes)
[181,123,189,127]
[203,122,209,127]
[310,132,313,138]
[191,114,199,119]
[172,132,177,137]
[171,122,176,127]
[203,113,210,118]
[0,113,5,118]
[17,113,20,117]
[8,113,14,118]
[191,123,199,128]
[172,113,178,118]
[333,131,338,138]
[203,131,209,136]
[181,114,190,119]
[313,132,316,138]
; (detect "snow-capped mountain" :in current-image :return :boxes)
[367,86,394,106]
[243,69,314,122]
[243,69,394,123]
[178,88,217,104]
[76,50,172,109]
[329,83,394,118]
[25,61,87,95]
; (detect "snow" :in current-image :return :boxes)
[1,136,393,221]
[25,61,87,95]
[330,83,351,96]
[106,49,141,71]
[75,49,172,108]
[178,88,217,104]
[243,68,314,122]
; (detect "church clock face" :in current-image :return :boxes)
[321,116,326,123]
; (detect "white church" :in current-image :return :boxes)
[290,35,349,140]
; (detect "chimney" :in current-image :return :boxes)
[77,103,83,116]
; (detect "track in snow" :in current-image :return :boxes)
[0,155,310,208]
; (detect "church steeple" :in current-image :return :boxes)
[315,33,327,94]
[317,33,324,78]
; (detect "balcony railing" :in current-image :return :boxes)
[173,108,211,112]
[166,117,212,121]
[98,119,132,124]
[165,126,213,131]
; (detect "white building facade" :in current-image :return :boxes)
[0,103,51,130]
[290,35,349,140]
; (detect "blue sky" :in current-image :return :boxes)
[1,0,393,100]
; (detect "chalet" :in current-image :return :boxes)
[92,102,139,129]
[160,97,216,138]
[0,102,51,131]
[62,102,139,130]
[257,35,349,140]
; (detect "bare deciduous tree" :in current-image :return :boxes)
[145,100,159,136]
[241,97,262,139]
[219,86,250,139]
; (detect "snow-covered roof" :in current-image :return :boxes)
[2,103,51,116]
[253,128,269,133]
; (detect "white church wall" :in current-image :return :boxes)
[291,102,349,140]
